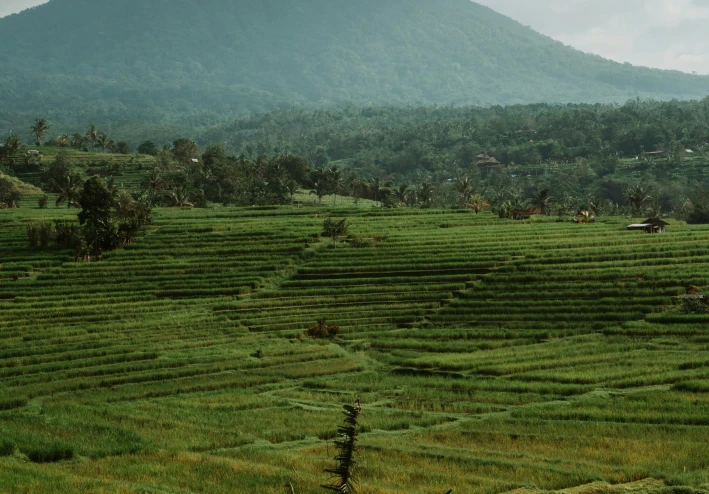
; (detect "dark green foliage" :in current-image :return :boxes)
[38,195,48,209]
[77,177,153,253]
[687,189,709,224]
[115,141,131,154]
[307,320,341,339]
[529,189,554,215]
[78,176,116,249]
[323,219,349,248]
[26,222,56,248]
[163,146,313,207]
[323,400,362,493]
[22,440,74,463]
[682,297,709,315]
[0,440,15,456]
[1,0,709,140]
[172,138,200,166]
[208,98,709,192]
[137,140,159,156]
[30,118,49,146]
[2,134,24,161]
[0,397,28,411]
[0,176,21,208]
[54,221,82,248]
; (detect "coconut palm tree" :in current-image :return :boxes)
[96,132,110,153]
[140,170,164,207]
[71,133,86,149]
[55,173,82,208]
[30,118,49,146]
[626,185,652,217]
[417,181,436,208]
[168,182,191,207]
[529,189,555,215]
[326,166,342,205]
[368,177,390,207]
[285,180,300,202]
[309,178,328,205]
[455,175,475,207]
[2,134,23,163]
[393,183,411,207]
[84,125,99,151]
[467,194,488,214]
[56,134,70,148]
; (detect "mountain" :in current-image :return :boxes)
[1,0,708,142]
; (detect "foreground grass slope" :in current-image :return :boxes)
[1,204,709,493]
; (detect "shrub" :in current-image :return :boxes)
[0,396,28,410]
[23,440,74,463]
[349,237,374,248]
[26,222,55,248]
[26,223,40,247]
[54,221,82,248]
[38,195,48,209]
[0,440,15,456]
[306,320,341,339]
[682,296,709,314]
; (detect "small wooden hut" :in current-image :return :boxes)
[626,218,669,233]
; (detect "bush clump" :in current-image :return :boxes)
[682,296,709,314]
[306,320,341,339]
[0,396,28,410]
[26,222,55,248]
[0,440,15,456]
[23,440,74,463]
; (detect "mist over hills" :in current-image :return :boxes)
[1,0,708,141]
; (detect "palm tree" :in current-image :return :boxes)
[587,194,604,217]
[285,180,300,202]
[55,173,82,208]
[84,124,99,151]
[168,182,191,207]
[2,134,23,163]
[114,189,135,218]
[393,184,410,207]
[326,166,342,205]
[56,134,70,148]
[455,176,475,207]
[105,176,119,197]
[96,132,110,153]
[71,133,86,149]
[529,189,554,215]
[140,170,164,206]
[309,178,328,205]
[343,170,361,199]
[368,177,390,207]
[30,118,49,146]
[626,185,652,217]
[417,181,435,208]
[467,194,488,214]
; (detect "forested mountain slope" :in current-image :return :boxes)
[1,0,708,140]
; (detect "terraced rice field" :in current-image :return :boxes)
[1,203,709,493]
[7,147,155,190]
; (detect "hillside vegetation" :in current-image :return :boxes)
[1,0,708,139]
[1,203,709,492]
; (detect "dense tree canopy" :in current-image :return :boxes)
[0,0,707,141]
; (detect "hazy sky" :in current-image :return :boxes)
[477,0,709,74]
[2,0,708,74]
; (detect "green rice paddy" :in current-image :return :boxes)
[1,202,709,493]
